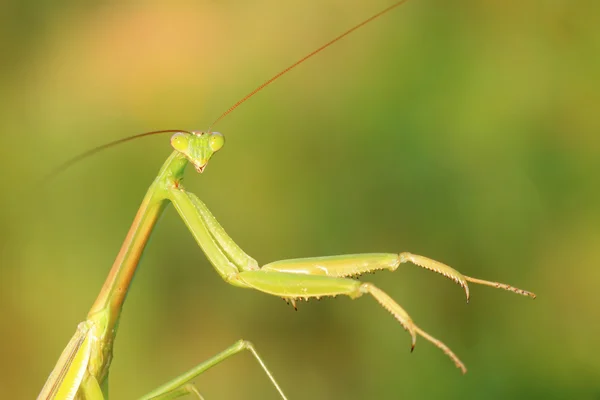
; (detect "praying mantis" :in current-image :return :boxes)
[37,1,536,399]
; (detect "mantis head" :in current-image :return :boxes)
[170,131,225,173]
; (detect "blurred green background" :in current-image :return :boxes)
[1,0,599,398]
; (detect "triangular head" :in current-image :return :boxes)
[170,131,225,173]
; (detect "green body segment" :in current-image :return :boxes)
[39,131,535,399]
[262,253,400,276]
[185,192,259,272]
[235,270,363,298]
[169,190,244,281]
[38,321,92,399]
[87,152,186,321]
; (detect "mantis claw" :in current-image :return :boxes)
[398,252,537,301]
[283,297,298,310]
[360,283,465,370]
[399,252,471,301]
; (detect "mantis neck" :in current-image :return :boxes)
[88,151,189,331]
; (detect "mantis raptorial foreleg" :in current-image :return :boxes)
[167,167,535,375]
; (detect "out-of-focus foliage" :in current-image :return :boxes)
[1,1,598,398]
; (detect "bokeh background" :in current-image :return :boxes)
[1,1,599,399]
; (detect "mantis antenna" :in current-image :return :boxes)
[49,0,409,177]
[207,0,409,131]
[47,130,193,177]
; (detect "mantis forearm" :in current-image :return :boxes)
[185,191,259,272]
[168,189,246,284]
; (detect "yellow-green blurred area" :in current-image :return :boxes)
[1,0,598,398]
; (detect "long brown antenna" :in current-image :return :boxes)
[48,1,408,180]
[46,129,192,179]
[207,0,409,131]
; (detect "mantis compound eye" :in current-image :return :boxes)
[170,132,190,153]
[209,132,225,152]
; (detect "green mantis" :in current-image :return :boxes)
[38,1,536,399]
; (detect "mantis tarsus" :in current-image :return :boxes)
[38,1,536,399]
